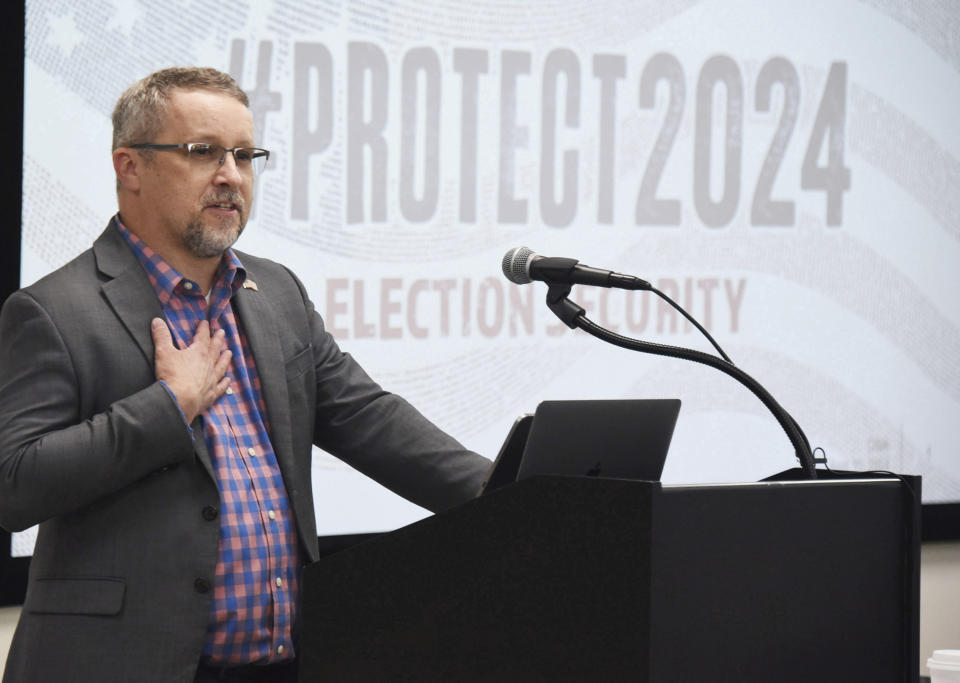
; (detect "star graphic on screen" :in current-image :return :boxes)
[104,0,142,33]
[46,11,84,57]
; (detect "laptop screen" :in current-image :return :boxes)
[515,399,681,482]
[477,413,534,495]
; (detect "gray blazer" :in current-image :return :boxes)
[0,223,490,683]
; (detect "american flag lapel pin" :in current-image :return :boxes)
[243,280,259,292]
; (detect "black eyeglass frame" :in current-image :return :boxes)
[128,142,271,173]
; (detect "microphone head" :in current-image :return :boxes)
[502,246,536,284]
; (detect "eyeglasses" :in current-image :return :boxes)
[129,142,271,176]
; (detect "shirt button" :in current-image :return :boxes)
[277,645,284,655]
[275,577,283,588]
[268,510,276,520]
[202,505,218,521]
[194,577,211,593]
[183,282,193,290]
[225,387,233,395]
[247,447,256,456]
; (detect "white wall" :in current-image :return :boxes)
[2,542,958,677]
[0,606,18,676]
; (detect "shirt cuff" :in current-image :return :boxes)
[158,380,195,440]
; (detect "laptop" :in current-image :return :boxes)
[515,399,681,483]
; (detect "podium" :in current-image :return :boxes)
[299,475,920,682]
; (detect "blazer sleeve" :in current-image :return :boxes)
[285,272,491,513]
[0,290,195,532]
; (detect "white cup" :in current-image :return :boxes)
[928,650,960,683]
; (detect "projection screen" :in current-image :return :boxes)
[13,0,960,555]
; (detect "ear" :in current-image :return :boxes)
[113,148,142,193]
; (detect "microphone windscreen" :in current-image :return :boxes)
[501,246,536,284]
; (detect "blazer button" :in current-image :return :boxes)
[194,577,211,593]
[202,505,219,521]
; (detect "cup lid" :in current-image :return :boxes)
[929,650,960,667]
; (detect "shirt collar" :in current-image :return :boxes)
[113,214,247,304]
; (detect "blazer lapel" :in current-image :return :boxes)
[231,276,296,479]
[92,222,215,478]
[94,224,162,367]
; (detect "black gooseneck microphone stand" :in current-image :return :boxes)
[543,281,818,479]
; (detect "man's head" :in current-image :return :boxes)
[112,67,261,276]
[112,67,249,156]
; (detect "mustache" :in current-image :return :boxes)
[202,190,245,211]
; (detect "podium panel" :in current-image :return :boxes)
[299,476,919,682]
[649,478,919,681]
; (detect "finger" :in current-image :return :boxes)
[192,319,211,344]
[213,348,232,377]
[209,331,228,361]
[150,318,174,350]
[214,375,232,398]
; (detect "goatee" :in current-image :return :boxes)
[183,220,243,258]
[183,191,246,258]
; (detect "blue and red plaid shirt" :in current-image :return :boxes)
[116,216,301,665]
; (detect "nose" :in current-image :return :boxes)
[213,149,244,187]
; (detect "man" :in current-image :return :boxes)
[0,67,491,683]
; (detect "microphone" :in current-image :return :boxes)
[501,246,651,291]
